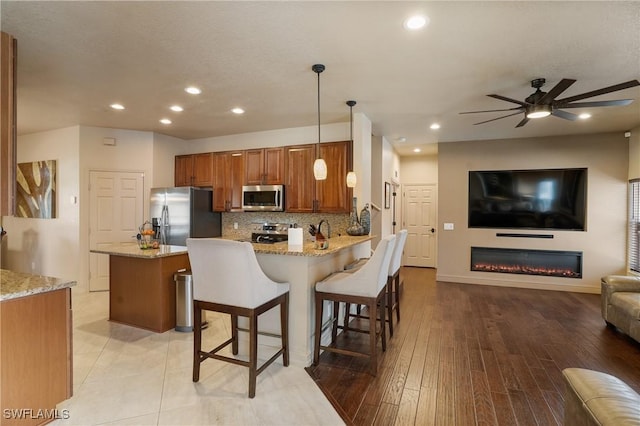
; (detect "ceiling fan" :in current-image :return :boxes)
[460,78,640,127]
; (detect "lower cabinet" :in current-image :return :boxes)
[1,288,73,426]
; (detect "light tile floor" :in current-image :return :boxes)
[52,289,344,426]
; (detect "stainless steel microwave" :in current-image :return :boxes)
[242,185,284,211]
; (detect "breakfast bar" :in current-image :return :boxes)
[245,234,372,366]
[90,244,190,333]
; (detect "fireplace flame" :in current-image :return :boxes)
[472,262,581,278]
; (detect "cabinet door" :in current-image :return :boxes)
[0,32,16,216]
[174,155,194,187]
[316,141,351,213]
[229,151,245,211]
[285,145,316,213]
[263,147,284,184]
[192,153,213,187]
[245,149,264,185]
[212,153,228,211]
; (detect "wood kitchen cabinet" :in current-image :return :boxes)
[285,141,351,213]
[245,147,284,185]
[1,31,17,217]
[174,153,213,187]
[212,151,244,212]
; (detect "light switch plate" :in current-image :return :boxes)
[444,223,454,230]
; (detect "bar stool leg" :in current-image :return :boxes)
[313,294,323,366]
[193,302,202,382]
[248,312,258,398]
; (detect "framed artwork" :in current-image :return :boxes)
[384,181,391,209]
[16,160,56,218]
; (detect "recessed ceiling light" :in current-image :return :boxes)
[170,105,183,112]
[413,148,422,153]
[578,113,591,120]
[185,86,201,95]
[397,137,407,143]
[110,103,125,110]
[430,123,441,130]
[404,15,429,30]
[231,107,245,115]
[160,118,172,124]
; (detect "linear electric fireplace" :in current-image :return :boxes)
[471,247,583,278]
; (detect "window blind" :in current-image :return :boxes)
[629,179,640,273]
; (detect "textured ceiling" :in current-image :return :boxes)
[1,1,640,155]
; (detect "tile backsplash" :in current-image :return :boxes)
[222,212,351,241]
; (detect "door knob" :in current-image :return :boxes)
[430,228,435,233]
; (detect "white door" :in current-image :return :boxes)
[403,184,437,267]
[89,171,144,291]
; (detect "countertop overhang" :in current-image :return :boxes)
[90,243,188,258]
[240,234,373,257]
[1,269,77,301]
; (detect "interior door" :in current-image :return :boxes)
[403,183,437,267]
[89,171,144,291]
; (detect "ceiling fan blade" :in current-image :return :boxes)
[555,80,640,103]
[473,111,523,125]
[487,94,529,106]
[537,78,576,104]
[558,99,634,108]
[515,117,529,128]
[551,109,578,121]
[460,107,523,114]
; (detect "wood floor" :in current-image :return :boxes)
[306,267,640,425]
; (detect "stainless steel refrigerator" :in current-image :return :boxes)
[149,187,221,246]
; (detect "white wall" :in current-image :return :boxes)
[1,126,80,283]
[381,136,400,238]
[629,125,640,180]
[153,132,186,187]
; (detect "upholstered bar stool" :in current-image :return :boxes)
[313,234,396,376]
[186,238,290,398]
[344,229,408,337]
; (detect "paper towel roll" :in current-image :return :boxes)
[288,227,304,252]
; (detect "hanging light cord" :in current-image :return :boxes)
[316,69,321,158]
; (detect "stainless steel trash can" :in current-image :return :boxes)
[173,270,197,332]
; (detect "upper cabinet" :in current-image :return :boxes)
[285,141,352,213]
[212,151,244,212]
[0,32,17,216]
[245,147,284,185]
[174,153,213,187]
[285,145,316,213]
[316,141,351,214]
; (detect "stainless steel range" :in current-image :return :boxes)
[251,222,290,244]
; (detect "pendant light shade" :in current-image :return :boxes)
[312,64,327,180]
[346,171,357,188]
[346,100,357,187]
[314,158,328,180]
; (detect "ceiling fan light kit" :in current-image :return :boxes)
[460,77,640,127]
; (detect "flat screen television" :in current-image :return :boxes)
[468,168,587,231]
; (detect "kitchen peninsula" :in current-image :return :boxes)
[90,244,189,333]
[246,234,372,366]
[1,270,75,426]
[92,235,371,367]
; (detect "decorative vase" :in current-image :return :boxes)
[360,203,371,235]
[346,197,364,236]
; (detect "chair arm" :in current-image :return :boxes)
[601,275,640,321]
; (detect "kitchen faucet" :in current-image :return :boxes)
[317,219,331,239]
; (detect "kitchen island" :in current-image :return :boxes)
[240,235,373,367]
[1,270,76,426]
[90,244,189,333]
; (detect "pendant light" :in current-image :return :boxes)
[346,100,357,188]
[312,64,327,180]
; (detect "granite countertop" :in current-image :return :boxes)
[1,269,77,301]
[90,243,188,258]
[243,234,373,257]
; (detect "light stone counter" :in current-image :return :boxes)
[1,269,77,301]
[243,234,373,256]
[90,242,188,258]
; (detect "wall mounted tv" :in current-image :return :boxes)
[468,168,587,231]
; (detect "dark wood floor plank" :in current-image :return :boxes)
[306,267,640,426]
[470,370,498,426]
